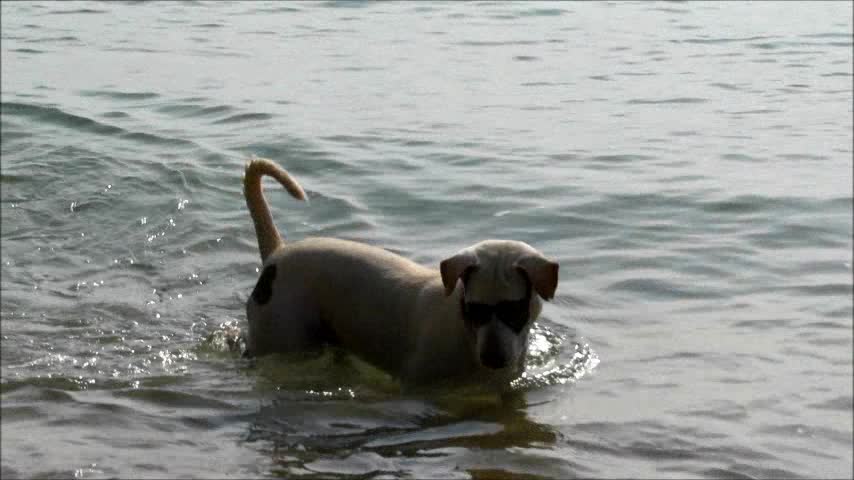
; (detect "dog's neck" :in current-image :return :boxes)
[400,281,480,382]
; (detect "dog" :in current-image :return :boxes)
[243,158,558,386]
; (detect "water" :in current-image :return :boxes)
[1,1,852,478]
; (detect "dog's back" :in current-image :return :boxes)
[248,236,447,376]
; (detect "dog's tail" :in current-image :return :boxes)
[243,157,307,262]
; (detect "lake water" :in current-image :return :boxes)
[1,1,852,478]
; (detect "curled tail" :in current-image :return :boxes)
[243,157,307,262]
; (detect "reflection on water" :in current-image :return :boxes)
[251,393,564,479]
[200,319,595,478]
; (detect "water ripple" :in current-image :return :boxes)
[45,8,107,15]
[211,112,274,124]
[626,97,708,105]
[79,90,160,101]
[1,101,199,149]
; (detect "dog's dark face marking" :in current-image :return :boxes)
[462,297,530,333]
[251,264,277,305]
[461,266,535,370]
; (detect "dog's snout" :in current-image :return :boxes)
[479,343,508,369]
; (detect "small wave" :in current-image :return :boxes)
[518,7,565,17]
[699,195,776,213]
[520,81,570,87]
[777,153,828,161]
[115,388,235,409]
[1,101,124,136]
[727,108,783,115]
[709,82,741,90]
[668,130,699,137]
[626,97,708,105]
[779,283,853,297]
[606,277,724,300]
[808,395,853,412]
[79,90,160,101]
[820,71,852,77]
[211,112,274,125]
[702,466,803,479]
[242,29,278,36]
[11,47,47,54]
[648,6,690,14]
[675,35,778,45]
[800,32,853,39]
[23,35,81,44]
[363,421,502,449]
[250,5,302,13]
[177,96,209,103]
[158,104,235,118]
[0,124,32,143]
[456,39,540,47]
[589,154,654,163]
[46,8,107,15]
[799,320,851,331]
[720,153,765,162]
[320,0,374,9]
[321,133,384,146]
[758,423,852,446]
[614,71,658,76]
[100,111,130,119]
[2,385,76,402]
[0,375,130,393]
[0,101,198,150]
[103,46,168,53]
[120,131,197,148]
[328,65,385,72]
[745,221,849,250]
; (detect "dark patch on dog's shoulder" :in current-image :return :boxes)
[251,264,277,305]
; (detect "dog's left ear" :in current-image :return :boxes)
[440,250,479,296]
[515,254,559,301]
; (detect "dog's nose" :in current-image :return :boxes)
[480,347,508,369]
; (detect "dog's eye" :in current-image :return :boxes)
[495,299,528,333]
[464,302,492,327]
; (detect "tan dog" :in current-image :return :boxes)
[243,158,559,386]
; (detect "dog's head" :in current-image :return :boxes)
[440,240,558,371]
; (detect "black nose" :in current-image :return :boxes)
[480,347,508,369]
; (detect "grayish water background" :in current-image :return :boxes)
[1,1,852,478]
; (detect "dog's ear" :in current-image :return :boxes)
[515,254,559,301]
[440,250,479,296]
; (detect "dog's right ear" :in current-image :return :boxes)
[440,250,479,296]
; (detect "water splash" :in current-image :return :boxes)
[511,322,599,390]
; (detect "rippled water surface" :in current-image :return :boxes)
[2,1,852,478]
